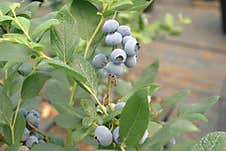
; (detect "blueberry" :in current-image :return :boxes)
[22,128,30,142]
[105,32,122,46]
[125,39,139,56]
[19,108,28,117]
[117,25,131,37]
[94,126,112,146]
[26,109,40,128]
[17,146,29,151]
[139,130,149,144]
[38,139,45,144]
[122,36,137,46]
[114,102,126,111]
[104,62,125,77]
[31,132,44,140]
[25,136,39,148]
[110,49,127,64]
[102,19,119,34]
[99,68,108,79]
[125,55,137,68]
[92,54,108,68]
[18,63,33,76]
[113,127,121,144]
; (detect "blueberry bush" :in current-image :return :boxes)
[0,0,225,151]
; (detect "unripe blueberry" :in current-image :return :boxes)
[117,25,131,37]
[25,136,39,148]
[122,36,137,46]
[102,19,119,34]
[105,32,122,46]
[139,130,149,144]
[17,146,29,151]
[92,54,108,68]
[26,109,40,128]
[125,39,139,56]
[22,128,30,142]
[94,126,113,146]
[113,127,121,144]
[18,63,33,77]
[19,108,28,117]
[114,102,126,111]
[125,55,137,68]
[104,62,125,77]
[110,49,127,64]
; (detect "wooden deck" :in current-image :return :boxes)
[128,0,226,138]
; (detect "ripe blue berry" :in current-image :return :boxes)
[92,54,108,68]
[18,146,29,151]
[38,139,45,144]
[113,127,121,144]
[26,109,40,128]
[19,108,28,117]
[22,128,30,142]
[114,102,126,111]
[104,62,125,77]
[125,55,137,68]
[122,36,137,46]
[117,25,131,37]
[25,136,39,148]
[102,19,119,34]
[110,49,127,64]
[125,39,139,56]
[105,32,122,46]
[32,132,44,140]
[94,126,113,146]
[139,130,149,144]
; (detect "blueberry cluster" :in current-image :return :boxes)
[94,102,148,146]
[92,19,139,77]
[19,108,46,149]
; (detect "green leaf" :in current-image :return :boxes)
[141,118,199,151]
[178,96,220,115]
[82,117,94,128]
[130,0,153,11]
[1,33,30,46]
[32,19,59,40]
[54,113,81,129]
[161,89,190,110]
[180,113,208,123]
[110,0,134,11]
[12,17,31,35]
[148,121,162,138]
[134,60,159,88]
[119,89,149,147]
[51,6,79,63]
[31,143,66,151]
[72,127,94,144]
[71,55,98,95]
[191,132,226,151]
[0,16,13,22]
[14,113,26,143]
[5,144,20,151]
[0,92,13,124]
[47,59,86,84]
[47,132,64,147]
[21,97,42,111]
[21,72,51,99]
[103,108,122,124]
[45,79,70,104]
[165,13,175,27]
[80,99,97,117]
[3,124,11,144]
[0,2,20,15]
[71,0,100,40]
[0,42,32,61]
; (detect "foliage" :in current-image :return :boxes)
[0,0,223,151]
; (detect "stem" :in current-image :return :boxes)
[120,145,126,151]
[0,79,3,86]
[66,129,72,147]
[107,76,113,111]
[10,98,22,144]
[83,5,108,59]
[68,82,77,106]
